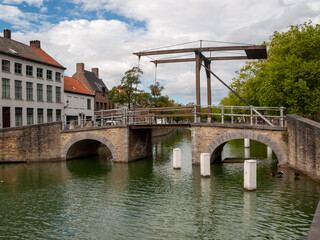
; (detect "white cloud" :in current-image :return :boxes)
[40,6,47,13]
[0,4,30,28]
[2,0,44,7]
[9,0,320,104]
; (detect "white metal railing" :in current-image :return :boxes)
[62,105,286,130]
[198,105,285,127]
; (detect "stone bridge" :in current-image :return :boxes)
[191,123,288,165]
[60,122,288,166]
[0,115,319,180]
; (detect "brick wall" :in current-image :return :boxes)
[191,123,288,165]
[0,122,62,162]
[287,115,320,180]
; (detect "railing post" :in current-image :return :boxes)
[194,104,197,123]
[101,110,103,126]
[250,105,253,126]
[231,106,234,124]
[280,106,284,127]
[122,107,126,124]
[221,105,224,124]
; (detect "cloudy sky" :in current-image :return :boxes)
[1,0,319,105]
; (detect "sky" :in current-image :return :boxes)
[0,0,320,105]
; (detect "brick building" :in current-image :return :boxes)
[0,29,65,128]
[72,63,113,111]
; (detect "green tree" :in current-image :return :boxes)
[221,21,320,121]
[109,67,143,108]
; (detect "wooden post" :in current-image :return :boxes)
[195,52,201,123]
[205,60,212,123]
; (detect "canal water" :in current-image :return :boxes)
[0,129,319,239]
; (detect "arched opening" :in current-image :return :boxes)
[206,131,287,165]
[62,133,119,161]
[66,139,112,160]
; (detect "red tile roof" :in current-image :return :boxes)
[64,76,93,96]
[0,36,65,69]
[29,46,64,68]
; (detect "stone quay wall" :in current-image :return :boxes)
[286,115,320,180]
[0,122,62,163]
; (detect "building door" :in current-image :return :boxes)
[2,107,10,128]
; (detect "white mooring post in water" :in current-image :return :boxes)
[200,153,211,177]
[244,148,250,159]
[173,148,181,169]
[244,160,257,191]
[244,138,250,148]
[267,146,273,159]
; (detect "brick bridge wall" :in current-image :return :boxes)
[61,126,152,162]
[0,122,62,162]
[191,123,288,165]
[286,114,320,180]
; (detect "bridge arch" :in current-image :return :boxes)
[61,132,119,161]
[206,131,287,165]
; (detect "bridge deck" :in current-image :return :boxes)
[129,122,286,131]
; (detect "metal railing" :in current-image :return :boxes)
[63,105,285,130]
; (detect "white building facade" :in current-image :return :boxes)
[64,76,94,127]
[64,92,94,125]
[0,29,65,128]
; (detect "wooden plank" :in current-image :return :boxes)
[151,56,248,64]
[140,114,194,117]
[133,45,266,56]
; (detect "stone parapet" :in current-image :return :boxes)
[286,115,320,180]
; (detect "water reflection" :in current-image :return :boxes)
[0,129,319,239]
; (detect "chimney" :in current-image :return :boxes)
[3,29,11,39]
[30,40,41,48]
[77,63,85,73]
[92,68,99,78]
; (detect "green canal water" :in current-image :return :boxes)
[0,129,319,239]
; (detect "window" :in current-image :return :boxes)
[56,109,61,121]
[100,103,103,110]
[87,99,91,109]
[37,84,43,101]
[46,70,52,80]
[47,85,52,102]
[15,108,23,126]
[27,108,33,125]
[2,60,10,72]
[15,80,22,99]
[2,78,10,98]
[96,102,99,110]
[15,63,22,74]
[26,82,33,100]
[37,108,43,124]
[56,86,61,103]
[47,109,53,122]
[55,72,61,82]
[37,68,43,78]
[104,103,107,110]
[26,65,33,76]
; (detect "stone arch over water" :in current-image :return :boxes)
[61,132,119,161]
[205,131,287,165]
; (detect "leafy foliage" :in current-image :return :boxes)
[109,67,177,108]
[221,22,320,121]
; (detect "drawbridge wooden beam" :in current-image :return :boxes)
[133,45,267,59]
[151,56,248,64]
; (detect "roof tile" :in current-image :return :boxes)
[64,76,93,96]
